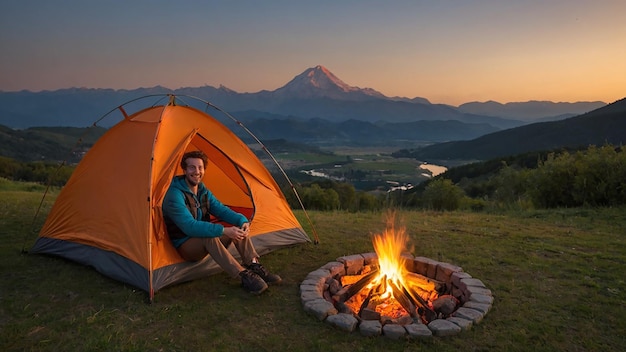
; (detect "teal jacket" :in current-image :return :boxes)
[162,175,248,248]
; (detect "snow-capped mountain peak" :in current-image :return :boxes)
[303,65,352,91]
[275,65,386,100]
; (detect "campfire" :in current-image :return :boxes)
[300,214,493,338]
[331,217,448,325]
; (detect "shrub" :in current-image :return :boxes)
[528,145,626,208]
[422,178,465,211]
[489,164,533,206]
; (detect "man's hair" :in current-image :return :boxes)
[181,150,208,170]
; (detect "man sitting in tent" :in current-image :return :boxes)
[162,150,282,295]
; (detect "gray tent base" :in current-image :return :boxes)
[31,228,309,296]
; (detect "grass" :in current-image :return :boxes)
[1,185,625,351]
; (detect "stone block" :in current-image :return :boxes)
[326,313,358,332]
[300,277,325,292]
[299,282,322,295]
[361,252,378,266]
[321,261,346,277]
[469,293,494,305]
[359,320,382,337]
[382,324,406,339]
[428,318,462,336]
[401,253,415,272]
[447,316,473,330]
[300,290,323,303]
[436,262,463,283]
[465,285,492,297]
[337,254,364,275]
[451,271,473,287]
[414,256,439,277]
[304,299,338,321]
[463,301,492,314]
[405,323,433,339]
[305,268,331,281]
[450,284,465,302]
[453,307,484,324]
[427,261,440,279]
[460,277,486,289]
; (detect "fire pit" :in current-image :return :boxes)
[300,220,493,339]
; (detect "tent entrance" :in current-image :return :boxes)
[183,133,255,222]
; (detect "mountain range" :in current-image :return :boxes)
[396,97,626,162]
[0,65,605,131]
[1,65,622,163]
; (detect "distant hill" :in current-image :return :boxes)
[396,98,626,162]
[0,115,499,162]
[231,112,499,145]
[0,125,106,162]
[458,100,606,121]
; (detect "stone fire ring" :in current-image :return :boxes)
[299,253,493,339]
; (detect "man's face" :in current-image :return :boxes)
[183,157,205,187]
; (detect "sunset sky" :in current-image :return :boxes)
[1,0,625,106]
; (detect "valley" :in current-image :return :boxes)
[256,144,448,192]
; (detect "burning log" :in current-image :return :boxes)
[402,285,437,323]
[347,268,379,297]
[334,268,379,303]
[340,264,376,286]
[404,272,445,294]
[358,280,385,320]
[333,263,446,324]
[388,279,417,319]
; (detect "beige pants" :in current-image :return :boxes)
[177,236,259,278]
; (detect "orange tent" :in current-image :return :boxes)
[31,95,312,299]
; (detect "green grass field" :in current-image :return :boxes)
[1,185,625,351]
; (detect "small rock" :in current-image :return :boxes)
[432,295,460,315]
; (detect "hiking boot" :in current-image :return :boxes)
[240,269,268,295]
[246,263,282,285]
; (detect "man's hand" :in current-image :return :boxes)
[223,224,249,241]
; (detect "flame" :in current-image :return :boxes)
[371,214,409,299]
[340,212,440,322]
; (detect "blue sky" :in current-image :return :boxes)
[1,0,625,105]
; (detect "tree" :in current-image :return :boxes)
[300,184,340,210]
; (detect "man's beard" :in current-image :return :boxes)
[186,174,202,186]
